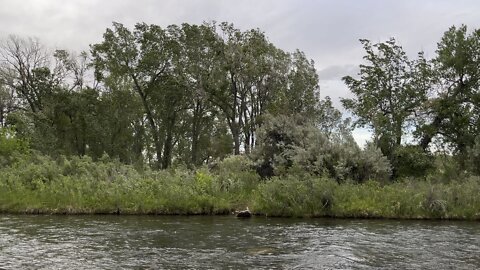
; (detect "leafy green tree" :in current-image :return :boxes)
[0,36,92,156]
[204,22,251,155]
[393,145,434,178]
[317,96,351,138]
[173,23,222,166]
[205,24,321,155]
[281,50,321,118]
[342,38,431,176]
[92,22,181,168]
[418,25,480,167]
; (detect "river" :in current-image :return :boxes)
[0,215,479,269]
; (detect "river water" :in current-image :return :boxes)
[0,215,479,269]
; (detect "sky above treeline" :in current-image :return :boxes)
[1,0,479,145]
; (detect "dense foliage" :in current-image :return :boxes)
[342,25,480,178]
[0,22,323,170]
[0,22,479,217]
[251,114,390,182]
[0,152,479,219]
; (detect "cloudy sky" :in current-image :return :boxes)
[1,0,479,145]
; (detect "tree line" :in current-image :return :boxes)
[0,22,323,170]
[342,25,480,178]
[0,22,479,180]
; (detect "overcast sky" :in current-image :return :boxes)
[1,0,479,145]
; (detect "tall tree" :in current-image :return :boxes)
[418,25,480,162]
[175,23,222,165]
[0,36,51,113]
[342,38,431,170]
[91,22,178,168]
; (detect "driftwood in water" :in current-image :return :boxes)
[236,208,252,218]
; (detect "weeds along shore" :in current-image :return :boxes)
[1,154,479,220]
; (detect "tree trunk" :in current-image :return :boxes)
[162,133,173,169]
[161,113,176,169]
[153,138,163,169]
[420,115,442,151]
[229,119,241,155]
[132,75,163,168]
[232,127,240,155]
[191,101,202,166]
[231,73,240,155]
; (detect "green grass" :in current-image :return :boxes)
[254,176,480,219]
[1,153,480,219]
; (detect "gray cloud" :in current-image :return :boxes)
[1,1,479,61]
[318,65,359,81]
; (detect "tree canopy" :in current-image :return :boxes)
[0,22,322,170]
[0,22,479,180]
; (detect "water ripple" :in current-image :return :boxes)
[0,215,479,269]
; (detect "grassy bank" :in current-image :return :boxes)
[1,154,480,219]
[253,176,480,219]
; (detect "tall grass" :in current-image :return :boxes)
[253,176,480,219]
[0,154,248,215]
[1,153,480,219]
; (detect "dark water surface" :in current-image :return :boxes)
[0,215,479,269]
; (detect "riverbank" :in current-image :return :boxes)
[1,154,480,220]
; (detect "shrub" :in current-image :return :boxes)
[422,187,448,217]
[394,145,434,178]
[0,128,29,167]
[253,176,340,217]
[211,155,259,192]
[466,136,480,175]
[252,114,391,182]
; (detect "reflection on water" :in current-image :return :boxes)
[0,215,479,269]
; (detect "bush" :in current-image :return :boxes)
[0,128,29,166]
[0,151,479,219]
[353,143,392,182]
[393,145,434,178]
[253,176,332,217]
[252,114,391,182]
[210,155,260,209]
[466,136,480,175]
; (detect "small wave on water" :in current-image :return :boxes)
[0,215,479,269]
